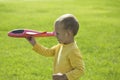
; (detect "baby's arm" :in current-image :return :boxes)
[66,49,85,80]
[26,37,55,57]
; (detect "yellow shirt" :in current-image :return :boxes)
[33,42,84,80]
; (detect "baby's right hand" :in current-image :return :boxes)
[26,37,36,46]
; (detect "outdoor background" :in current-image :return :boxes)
[0,0,120,80]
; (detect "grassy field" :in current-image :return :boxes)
[0,0,120,80]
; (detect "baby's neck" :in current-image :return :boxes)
[64,37,74,45]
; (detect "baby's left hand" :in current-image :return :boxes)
[52,73,68,80]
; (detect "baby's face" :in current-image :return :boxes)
[55,24,70,44]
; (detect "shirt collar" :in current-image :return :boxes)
[61,41,76,47]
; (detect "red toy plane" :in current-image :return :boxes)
[8,29,56,38]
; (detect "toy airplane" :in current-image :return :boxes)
[8,29,56,38]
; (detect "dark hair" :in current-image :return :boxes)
[55,14,79,36]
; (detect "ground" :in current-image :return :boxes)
[0,0,120,80]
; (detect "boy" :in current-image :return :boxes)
[26,14,84,80]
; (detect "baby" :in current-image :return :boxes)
[26,14,84,80]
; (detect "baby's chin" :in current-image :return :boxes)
[58,40,67,44]
[58,41,62,43]
[58,40,63,44]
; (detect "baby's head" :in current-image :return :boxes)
[54,14,79,44]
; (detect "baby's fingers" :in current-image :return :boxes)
[25,37,36,46]
[26,36,32,41]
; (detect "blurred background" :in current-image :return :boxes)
[0,0,120,80]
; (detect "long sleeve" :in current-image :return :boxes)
[66,49,85,80]
[33,43,58,57]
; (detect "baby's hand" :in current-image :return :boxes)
[53,73,68,80]
[26,37,36,46]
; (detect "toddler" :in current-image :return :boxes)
[26,14,84,80]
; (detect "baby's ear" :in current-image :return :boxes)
[67,30,73,36]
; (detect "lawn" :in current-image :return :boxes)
[0,0,120,80]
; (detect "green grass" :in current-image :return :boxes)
[0,0,120,80]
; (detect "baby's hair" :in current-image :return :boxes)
[55,14,79,36]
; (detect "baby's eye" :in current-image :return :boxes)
[56,33,59,35]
